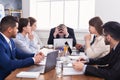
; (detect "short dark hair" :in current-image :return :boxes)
[103,21,120,41]
[89,16,103,35]
[18,18,29,33]
[0,16,18,32]
[28,17,36,26]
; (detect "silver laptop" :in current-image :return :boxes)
[27,51,58,73]
[54,38,73,49]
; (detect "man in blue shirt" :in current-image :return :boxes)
[0,16,44,80]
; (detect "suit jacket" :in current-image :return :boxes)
[85,42,120,80]
[47,27,76,46]
[0,33,34,80]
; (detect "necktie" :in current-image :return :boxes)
[90,35,96,45]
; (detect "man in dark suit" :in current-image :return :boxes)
[73,21,120,80]
[47,24,76,46]
[0,16,44,80]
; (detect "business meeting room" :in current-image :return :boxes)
[0,0,120,80]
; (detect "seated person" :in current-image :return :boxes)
[47,24,76,46]
[28,17,43,49]
[13,18,38,53]
[0,16,44,80]
[73,21,120,80]
[76,17,110,58]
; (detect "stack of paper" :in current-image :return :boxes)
[63,67,83,75]
[39,48,55,56]
[16,71,40,78]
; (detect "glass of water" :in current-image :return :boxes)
[56,60,63,77]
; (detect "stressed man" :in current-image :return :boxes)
[47,24,76,46]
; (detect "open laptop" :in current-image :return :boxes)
[54,38,73,49]
[27,50,58,73]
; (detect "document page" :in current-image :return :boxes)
[16,71,40,78]
[39,48,55,56]
[63,67,83,75]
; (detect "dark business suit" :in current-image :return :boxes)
[85,42,120,80]
[47,27,76,46]
[0,33,34,80]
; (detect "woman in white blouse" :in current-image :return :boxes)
[76,17,110,58]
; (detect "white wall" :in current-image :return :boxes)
[22,0,37,18]
[22,0,120,22]
[22,0,30,18]
[95,0,120,23]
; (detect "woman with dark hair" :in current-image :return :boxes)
[14,18,38,53]
[76,16,110,58]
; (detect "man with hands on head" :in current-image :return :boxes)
[73,21,120,80]
[0,16,44,80]
[53,24,69,38]
[47,24,76,46]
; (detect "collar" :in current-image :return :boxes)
[0,32,10,43]
[96,36,103,41]
[113,42,119,50]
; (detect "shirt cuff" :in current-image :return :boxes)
[82,65,87,73]
[86,57,89,62]
[32,57,35,63]
[65,33,69,37]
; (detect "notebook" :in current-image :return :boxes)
[27,50,58,74]
[54,38,73,49]
[63,67,84,75]
[16,71,40,78]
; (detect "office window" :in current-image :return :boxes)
[30,0,95,30]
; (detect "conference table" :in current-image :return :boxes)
[5,48,104,80]
[5,65,104,80]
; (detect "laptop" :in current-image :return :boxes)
[27,50,58,73]
[54,38,73,49]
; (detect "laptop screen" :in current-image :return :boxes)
[44,50,58,73]
[27,51,58,73]
[54,38,73,49]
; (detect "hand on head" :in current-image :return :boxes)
[53,27,59,38]
[62,27,69,36]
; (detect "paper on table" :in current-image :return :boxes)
[63,67,84,75]
[68,56,80,60]
[68,54,88,60]
[16,71,40,78]
[39,48,55,56]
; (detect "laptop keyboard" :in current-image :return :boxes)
[27,66,45,73]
